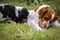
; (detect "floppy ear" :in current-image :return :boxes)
[34,8,47,18]
[39,8,47,18]
[49,14,58,24]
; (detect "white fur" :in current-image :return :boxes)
[27,10,42,30]
[15,6,23,17]
[36,5,50,13]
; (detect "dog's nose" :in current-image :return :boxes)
[40,22,48,28]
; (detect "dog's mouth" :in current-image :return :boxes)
[39,21,49,28]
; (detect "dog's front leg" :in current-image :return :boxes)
[27,19,42,30]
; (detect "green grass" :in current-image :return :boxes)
[0,22,60,40]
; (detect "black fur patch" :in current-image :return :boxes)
[0,6,3,12]
[4,5,16,21]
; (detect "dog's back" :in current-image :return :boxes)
[0,4,29,23]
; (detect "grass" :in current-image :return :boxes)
[0,22,60,40]
[0,0,60,40]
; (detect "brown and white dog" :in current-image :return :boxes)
[35,5,60,28]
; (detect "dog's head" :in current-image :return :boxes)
[36,5,58,28]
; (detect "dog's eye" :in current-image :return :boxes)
[45,17,49,21]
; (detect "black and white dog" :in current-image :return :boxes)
[0,4,42,30]
[0,4,29,23]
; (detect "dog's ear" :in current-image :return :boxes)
[39,8,48,19]
[49,14,58,24]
